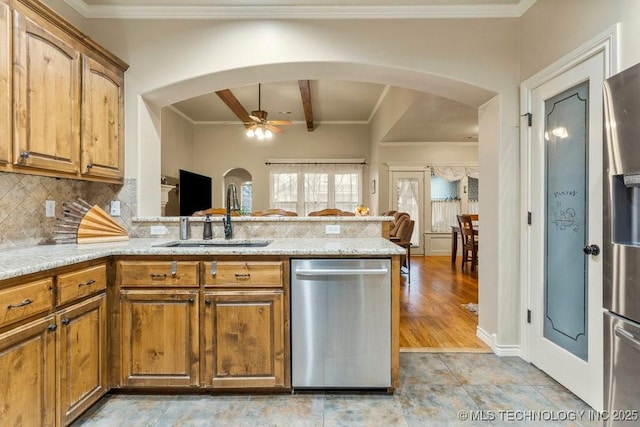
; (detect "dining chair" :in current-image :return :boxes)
[457,214,478,272]
[392,219,414,284]
[251,208,298,216]
[308,208,355,216]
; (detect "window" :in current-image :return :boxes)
[240,181,253,214]
[430,175,461,232]
[270,163,363,215]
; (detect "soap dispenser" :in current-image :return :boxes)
[203,214,213,240]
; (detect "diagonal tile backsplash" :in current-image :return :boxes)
[0,172,136,249]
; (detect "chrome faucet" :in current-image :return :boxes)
[223,183,240,239]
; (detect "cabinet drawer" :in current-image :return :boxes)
[118,261,199,287]
[203,262,283,288]
[0,278,53,328]
[57,264,107,306]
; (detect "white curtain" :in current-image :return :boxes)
[468,200,479,214]
[431,199,461,232]
[431,165,479,181]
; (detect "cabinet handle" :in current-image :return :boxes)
[78,279,96,287]
[20,151,29,159]
[188,298,195,304]
[170,261,178,277]
[48,324,57,332]
[150,273,167,280]
[235,273,251,280]
[7,299,32,309]
[61,318,71,325]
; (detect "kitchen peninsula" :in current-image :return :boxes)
[0,230,403,426]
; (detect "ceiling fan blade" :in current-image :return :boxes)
[248,115,262,122]
[268,120,292,126]
[265,124,284,133]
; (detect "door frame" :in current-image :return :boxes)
[519,24,619,389]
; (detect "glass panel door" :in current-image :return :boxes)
[544,81,589,361]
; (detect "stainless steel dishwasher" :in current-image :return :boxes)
[291,258,391,389]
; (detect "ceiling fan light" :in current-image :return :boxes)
[246,128,255,137]
[265,129,273,139]
[255,127,264,138]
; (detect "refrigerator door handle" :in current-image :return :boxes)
[615,326,640,352]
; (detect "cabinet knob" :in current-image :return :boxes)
[20,151,29,159]
[61,318,71,325]
[48,324,57,332]
[188,298,195,304]
[205,299,211,306]
[86,163,94,170]
[583,244,601,256]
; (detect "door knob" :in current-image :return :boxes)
[583,244,600,256]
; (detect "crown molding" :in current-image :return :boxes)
[63,0,538,20]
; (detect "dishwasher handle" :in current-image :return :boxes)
[295,268,389,276]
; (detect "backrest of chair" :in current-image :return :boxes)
[457,214,476,245]
[192,208,239,217]
[251,208,297,217]
[397,219,415,244]
[308,208,355,216]
[381,210,397,217]
[390,212,410,237]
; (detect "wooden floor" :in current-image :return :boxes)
[399,256,490,351]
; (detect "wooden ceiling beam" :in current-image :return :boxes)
[215,89,252,128]
[298,80,314,132]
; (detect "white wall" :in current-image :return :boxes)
[161,108,194,180]
[521,0,640,77]
[193,123,370,210]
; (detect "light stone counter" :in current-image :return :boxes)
[0,237,404,281]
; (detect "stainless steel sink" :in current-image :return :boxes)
[156,240,272,248]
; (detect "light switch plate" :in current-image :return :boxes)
[150,225,168,235]
[325,224,341,235]
[45,200,55,217]
[110,200,121,216]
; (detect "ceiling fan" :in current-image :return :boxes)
[245,83,292,139]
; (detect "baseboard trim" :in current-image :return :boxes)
[476,327,521,357]
[400,347,493,353]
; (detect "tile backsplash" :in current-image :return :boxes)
[0,172,136,249]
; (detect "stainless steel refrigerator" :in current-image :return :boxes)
[603,62,640,422]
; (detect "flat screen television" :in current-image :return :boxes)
[179,169,212,216]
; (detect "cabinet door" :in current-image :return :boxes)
[81,55,124,180]
[120,289,199,387]
[0,2,10,166]
[203,290,285,388]
[0,316,56,427]
[13,11,80,174]
[57,293,107,427]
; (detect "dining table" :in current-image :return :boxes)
[450,224,479,264]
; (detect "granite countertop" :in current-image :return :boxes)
[0,238,405,281]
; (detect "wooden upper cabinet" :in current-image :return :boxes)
[13,11,80,175]
[81,54,124,180]
[0,2,10,166]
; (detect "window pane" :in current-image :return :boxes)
[240,182,252,214]
[272,173,298,212]
[431,175,461,232]
[304,173,328,215]
[335,173,359,212]
[397,178,420,245]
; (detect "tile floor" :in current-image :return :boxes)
[72,353,599,426]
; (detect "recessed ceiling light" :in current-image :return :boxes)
[278,111,292,115]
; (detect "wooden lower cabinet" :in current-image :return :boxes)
[202,290,285,388]
[0,315,56,427]
[57,293,107,426]
[120,289,199,387]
